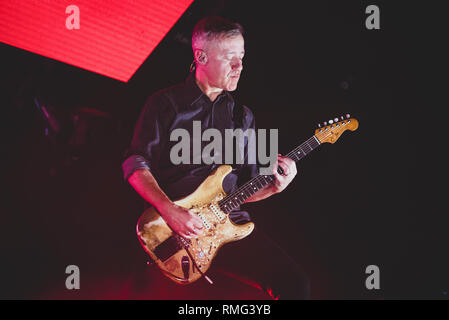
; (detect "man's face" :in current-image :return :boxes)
[203,34,244,92]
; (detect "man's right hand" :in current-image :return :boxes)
[158,203,204,239]
[127,169,204,239]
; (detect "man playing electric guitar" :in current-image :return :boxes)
[122,16,310,299]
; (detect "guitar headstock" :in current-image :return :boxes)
[315,114,359,144]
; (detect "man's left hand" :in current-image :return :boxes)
[272,154,297,193]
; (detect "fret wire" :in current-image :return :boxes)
[220,176,267,211]
[306,140,313,151]
[289,137,313,156]
[225,160,295,207]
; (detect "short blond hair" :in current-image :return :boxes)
[192,16,244,51]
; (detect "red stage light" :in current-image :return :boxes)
[0,0,194,82]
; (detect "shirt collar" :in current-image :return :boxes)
[184,71,233,107]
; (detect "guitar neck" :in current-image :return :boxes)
[218,135,321,213]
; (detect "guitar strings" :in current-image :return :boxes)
[220,134,325,207]
[221,123,347,207]
[219,145,310,208]
[219,130,335,210]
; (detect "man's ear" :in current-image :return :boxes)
[194,49,207,65]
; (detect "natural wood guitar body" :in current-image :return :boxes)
[136,116,358,285]
[136,165,255,284]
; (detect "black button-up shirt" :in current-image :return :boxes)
[122,72,258,223]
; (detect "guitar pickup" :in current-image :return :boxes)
[197,212,212,230]
[209,204,226,222]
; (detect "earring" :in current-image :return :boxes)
[189,60,196,72]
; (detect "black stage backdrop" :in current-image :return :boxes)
[0,0,445,299]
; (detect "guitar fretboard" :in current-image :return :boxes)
[218,135,321,213]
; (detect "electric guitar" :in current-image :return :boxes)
[136,115,359,284]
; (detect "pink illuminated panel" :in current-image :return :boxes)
[0,0,194,82]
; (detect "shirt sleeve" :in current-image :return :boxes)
[122,92,174,181]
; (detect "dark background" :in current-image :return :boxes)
[1,0,445,299]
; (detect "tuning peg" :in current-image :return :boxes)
[334,117,339,122]
[318,123,321,128]
[341,116,344,120]
[346,114,351,119]
[323,121,327,126]
[328,119,334,124]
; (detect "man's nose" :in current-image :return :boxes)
[231,58,243,71]
[232,64,243,73]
